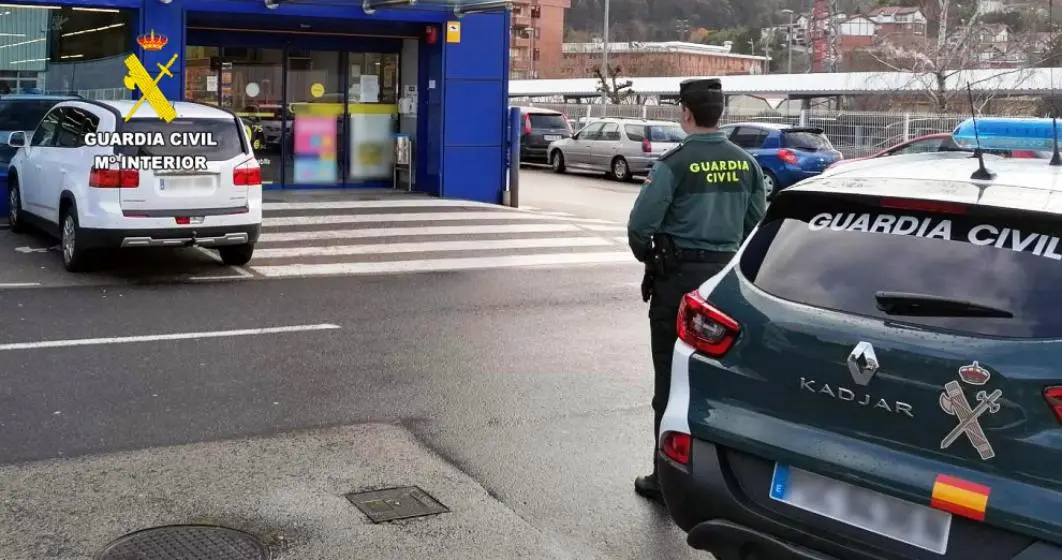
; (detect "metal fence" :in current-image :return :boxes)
[526,103,1025,158]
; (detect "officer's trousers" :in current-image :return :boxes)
[647,260,728,472]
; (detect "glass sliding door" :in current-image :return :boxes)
[346,52,399,183]
[286,50,343,186]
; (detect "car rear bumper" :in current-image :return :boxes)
[79,224,261,250]
[659,438,1062,560]
[521,146,549,160]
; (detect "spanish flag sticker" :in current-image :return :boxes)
[931,474,990,521]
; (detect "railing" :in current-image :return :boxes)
[527,103,1036,158]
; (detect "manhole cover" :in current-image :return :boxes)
[345,485,449,523]
[95,525,269,560]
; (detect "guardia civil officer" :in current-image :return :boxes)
[627,78,767,502]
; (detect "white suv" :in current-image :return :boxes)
[6,99,262,272]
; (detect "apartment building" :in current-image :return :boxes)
[546,41,768,79]
[510,0,570,79]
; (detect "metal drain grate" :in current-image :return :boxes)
[345,486,449,523]
[95,524,269,560]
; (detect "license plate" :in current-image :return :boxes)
[770,464,951,554]
[543,135,561,141]
[160,177,211,191]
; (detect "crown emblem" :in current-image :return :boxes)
[137,30,168,51]
[958,361,991,386]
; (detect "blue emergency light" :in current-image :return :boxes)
[952,117,1062,151]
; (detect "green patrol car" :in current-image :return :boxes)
[657,118,1062,559]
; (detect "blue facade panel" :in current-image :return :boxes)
[439,13,507,204]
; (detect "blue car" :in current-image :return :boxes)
[718,122,843,197]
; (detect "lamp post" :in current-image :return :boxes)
[601,0,610,103]
[781,8,794,74]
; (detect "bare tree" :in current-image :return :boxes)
[868,0,1049,112]
[591,64,635,104]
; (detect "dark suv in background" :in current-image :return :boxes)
[515,106,571,164]
[0,94,76,170]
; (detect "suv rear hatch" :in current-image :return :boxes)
[116,117,254,214]
[782,127,843,171]
[524,112,570,148]
[683,183,1062,551]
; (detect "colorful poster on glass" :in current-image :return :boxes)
[294,115,337,183]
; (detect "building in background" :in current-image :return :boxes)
[546,41,768,79]
[510,0,570,79]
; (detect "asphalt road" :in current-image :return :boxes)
[0,262,701,558]
[518,166,641,224]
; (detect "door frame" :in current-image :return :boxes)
[187,31,403,189]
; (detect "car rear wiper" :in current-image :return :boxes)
[874,291,1014,318]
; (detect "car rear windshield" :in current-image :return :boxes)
[739,191,1062,338]
[0,100,59,131]
[529,114,568,129]
[783,130,832,151]
[117,118,246,161]
[648,125,686,142]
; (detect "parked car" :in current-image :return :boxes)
[514,106,572,164]
[827,132,1048,170]
[547,117,686,181]
[7,99,262,272]
[658,117,1062,560]
[0,94,78,170]
[718,122,843,197]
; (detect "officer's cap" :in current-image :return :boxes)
[679,78,723,106]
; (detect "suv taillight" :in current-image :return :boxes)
[233,163,262,186]
[89,167,138,188]
[677,290,740,357]
[661,431,691,465]
[777,148,799,165]
[642,138,652,153]
[523,113,532,136]
[1044,387,1062,423]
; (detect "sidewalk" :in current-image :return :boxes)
[0,424,571,560]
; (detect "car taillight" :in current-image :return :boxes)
[523,114,532,136]
[562,116,573,135]
[89,167,138,188]
[677,290,740,358]
[642,138,652,153]
[1010,150,1037,158]
[880,197,966,214]
[233,163,262,186]
[777,148,799,165]
[1044,387,1062,423]
[661,431,691,465]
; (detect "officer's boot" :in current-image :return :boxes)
[634,413,664,502]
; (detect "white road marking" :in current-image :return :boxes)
[263,212,620,227]
[0,324,341,351]
[579,223,627,231]
[612,236,628,244]
[194,247,222,263]
[258,223,580,243]
[187,275,250,282]
[232,266,254,278]
[518,205,539,210]
[263,199,495,210]
[251,252,635,277]
[0,282,41,288]
[253,237,611,259]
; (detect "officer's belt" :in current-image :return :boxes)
[674,249,735,264]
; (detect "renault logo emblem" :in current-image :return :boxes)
[847,341,879,386]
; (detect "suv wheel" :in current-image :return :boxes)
[218,243,254,266]
[550,150,566,173]
[60,207,92,272]
[611,157,631,181]
[8,178,26,233]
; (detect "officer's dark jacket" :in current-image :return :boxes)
[627,131,767,262]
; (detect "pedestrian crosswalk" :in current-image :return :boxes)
[245,199,636,278]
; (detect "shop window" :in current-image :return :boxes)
[0,6,136,98]
[348,52,398,104]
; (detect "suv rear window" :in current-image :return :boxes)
[740,191,1062,338]
[648,125,685,142]
[783,130,832,151]
[529,114,567,129]
[117,118,246,161]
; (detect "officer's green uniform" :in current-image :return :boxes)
[626,79,767,486]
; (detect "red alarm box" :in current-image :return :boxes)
[425,25,438,45]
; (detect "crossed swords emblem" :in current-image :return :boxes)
[939,380,1002,460]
